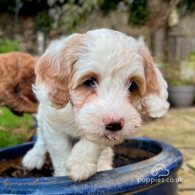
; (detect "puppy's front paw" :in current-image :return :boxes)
[66,160,97,181]
[22,149,45,170]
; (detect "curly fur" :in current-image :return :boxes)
[0,52,38,115]
[23,29,169,181]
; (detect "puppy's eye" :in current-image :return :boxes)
[83,77,97,88]
[128,81,137,93]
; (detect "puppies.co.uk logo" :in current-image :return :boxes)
[136,163,182,184]
[151,164,170,177]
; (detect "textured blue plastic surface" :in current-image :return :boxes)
[0,137,182,195]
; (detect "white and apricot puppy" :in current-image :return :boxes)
[23,29,169,181]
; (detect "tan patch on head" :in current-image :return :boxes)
[36,34,86,108]
[137,46,168,116]
[138,47,160,96]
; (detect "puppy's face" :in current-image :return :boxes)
[70,36,145,145]
[35,29,169,146]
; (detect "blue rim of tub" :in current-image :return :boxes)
[0,137,183,195]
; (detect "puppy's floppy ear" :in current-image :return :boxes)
[137,40,169,118]
[35,34,84,108]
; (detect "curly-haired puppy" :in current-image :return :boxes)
[0,52,38,115]
[23,29,169,181]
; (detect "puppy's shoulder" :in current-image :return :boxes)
[38,102,74,123]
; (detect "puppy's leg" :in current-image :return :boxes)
[97,147,113,172]
[46,132,72,176]
[22,126,47,170]
[66,138,105,181]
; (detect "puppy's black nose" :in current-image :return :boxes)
[106,122,123,132]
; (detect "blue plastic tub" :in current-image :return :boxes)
[0,137,182,195]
